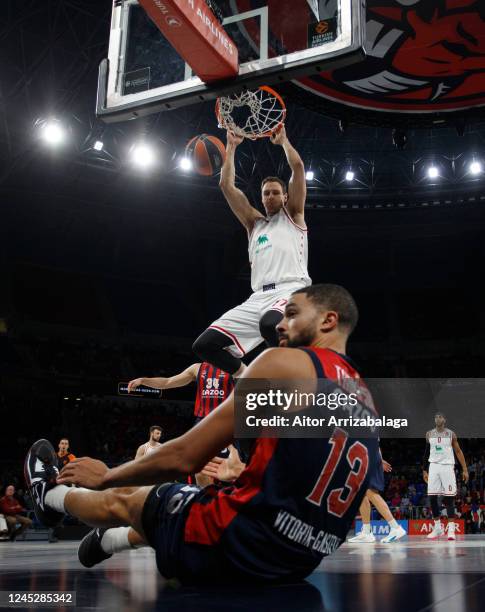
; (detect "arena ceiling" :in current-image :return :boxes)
[1,0,484,206]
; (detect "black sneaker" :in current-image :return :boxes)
[24,439,64,528]
[78,528,112,568]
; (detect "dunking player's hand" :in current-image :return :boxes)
[270,124,287,146]
[57,457,109,490]
[226,129,244,148]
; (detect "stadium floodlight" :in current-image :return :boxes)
[470,161,482,175]
[179,157,193,171]
[305,170,314,181]
[41,121,65,145]
[427,166,439,179]
[93,140,104,151]
[345,170,355,182]
[131,143,156,168]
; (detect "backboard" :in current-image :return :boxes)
[97,0,365,122]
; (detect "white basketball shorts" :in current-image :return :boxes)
[209,280,307,357]
[427,463,456,496]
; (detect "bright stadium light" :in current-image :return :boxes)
[427,166,439,179]
[179,156,193,171]
[41,121,65,145]
[93,140,104,151]
[131,144,156,168]
[470,161,482,175]
[305,170,314,181]
[345,170,354,182]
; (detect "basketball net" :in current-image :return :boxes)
[216,86,286,139]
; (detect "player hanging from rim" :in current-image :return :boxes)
[423,412,468,541]
[348,448,407,544]
[192,125,311,377]
[128,362,234,486]
[25,284,379,583]
[135,426,163,460]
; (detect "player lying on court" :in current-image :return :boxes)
[193,125,311,378]
[25,284,378,584]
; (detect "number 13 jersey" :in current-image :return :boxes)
[183,348,378,581]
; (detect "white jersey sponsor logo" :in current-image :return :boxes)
[249,207,311,292]
[428,428,455,465]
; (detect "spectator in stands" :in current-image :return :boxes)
[470,503,481,534]
[0,485,32,541]
[420,507,431,519]
[400,494,411,516]
[0,512,8,539]
[411,489,422,507]
[57,438,76,469]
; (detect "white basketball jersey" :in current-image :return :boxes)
[428,428,455,465]
[143,442,162,456]
[248,207,311,292]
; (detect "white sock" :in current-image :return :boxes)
[362,523,371,534]
[100,527,132,554]
[434,519,441,527]
[45,485,71,513]
[389,519,399,529]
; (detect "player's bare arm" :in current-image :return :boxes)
[134,445,145,460]
[382,460,392,473]
[219,130,264,233]
[128,363,200,393]
[422,431,430,482]
[58,348,314,490]
[452,433,469,482]
[270,125,306,226]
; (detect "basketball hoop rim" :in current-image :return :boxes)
[215,85,286,139]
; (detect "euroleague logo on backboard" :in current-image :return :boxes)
[297,0,485,112]
[315,21,329,35]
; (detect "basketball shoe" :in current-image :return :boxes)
[348,530,376,543]
[447,522,456,541]
[427,521,444,539]
[381,525,407,543]
[78,528,112,568]
[24,439,64,528]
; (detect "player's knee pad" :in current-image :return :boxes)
[192,328,229,356]
[192,329,241,374]
[259,310,284,347]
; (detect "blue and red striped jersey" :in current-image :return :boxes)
[193,362,234,418]
[184,347,379,581]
